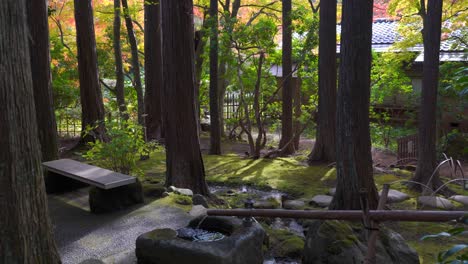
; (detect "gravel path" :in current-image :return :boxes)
[48,194,192,264]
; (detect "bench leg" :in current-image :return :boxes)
[89,179,144,214]
[45,171,89,194]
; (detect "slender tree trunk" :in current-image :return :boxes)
[412,0,448,194]
[209,0,222,154]
[114,0,128,120]
[308,0,337,163]
[279,0,295,155]
[329,0,379,210]
[26,0,59,162]
[161,0,209,195]
[293,78,302,150]
[74,0,106,143]
[0,0,60,261]
[144,0,163,140]
[122,0,144,127]
[194,29,207,134]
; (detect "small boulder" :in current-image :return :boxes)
[449,195,468,206]
[310,195,333,208]
[161,192,170,197]
[168,186,176,192]
[282,200,305,210]
[381,189,410,204]
[189,205,207,218]
[254,198,281,209]
[174,188,193,197]
[192,194,209,207]
[418,196,455,210]
[174,195,192,205]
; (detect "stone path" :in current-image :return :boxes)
[48,190,191,264]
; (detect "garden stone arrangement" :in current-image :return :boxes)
[136,216,266,264]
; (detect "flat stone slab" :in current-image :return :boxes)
[449,195,468,206]
[418,196,455,210]
[310,195,333,207]
[43,159,135,189]
[381,189,410,203]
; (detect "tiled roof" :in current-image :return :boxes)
[337,19,398,45]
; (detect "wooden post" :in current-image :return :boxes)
[365,184,390,264]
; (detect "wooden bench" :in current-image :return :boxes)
[43,159,143,213]
[43,159,136,189]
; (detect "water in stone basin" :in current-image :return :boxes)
[176,227,226,242]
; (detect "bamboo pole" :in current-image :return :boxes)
[207,209,466,222]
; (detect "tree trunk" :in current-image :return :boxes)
[195,30,207,134]
[74,0,107,143]
[293,78,302,151]
[308,0,337,163]
[279,0,295,155]
[412,0,447,193]
[26,0,59,162]
[209,0,222,154]
[113,0,128,120]
[0,0,60,261]
[144,0,163,140]
[161,0,209,195]
[122,0,144,127]
[329,0,379,210]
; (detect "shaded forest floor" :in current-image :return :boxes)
[57,135,468,263]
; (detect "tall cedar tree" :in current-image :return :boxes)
[308,0,337,163]
[122,0,145,127]
[161,0,210,195]
[218,0,241,134]
[0,0,60,261]
[27,0,59,163]
[329,0,379,210]
[113,0,128,119]
[74,0,107,143]
[279,0,295,155]
[144,0,164,140]
[412,0,449,193]
[209,0,222,154]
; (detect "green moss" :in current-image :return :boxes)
[146,228,177,240]
[263,226,305,259]
[318,220,359,245]
[153,195,192,212]
[392,168,414,177]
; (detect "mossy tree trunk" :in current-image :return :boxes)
[74,0,107,143]
[308,0,337,163]
[161,0,209,195]
[144,0,164,140]
[0,0,60,261]
[279,0,295,155]
[329,0,379,210]
[209,0,222,154]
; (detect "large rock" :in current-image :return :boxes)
[303,220,419,264]
[89,179,143,214]
[381,189,410,204]
[136,216,266,264]
[418,196,455,210]
[309,195,333,208]
[449,195,468,206]
[189,205,208,218]
[168,186,194,196]
[283,200,305,210]
[193,194,209,207]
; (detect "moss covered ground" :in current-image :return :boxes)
[136,148,467,263]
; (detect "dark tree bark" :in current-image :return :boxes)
[293,78,302,151]
[209,0,222,154]
[113,0,128,120]
[0,0,60,261]
[161,0,209,195]
[144,0,163,140]
[308,0,337,163]
[74,0,106,143]
[412,0,448,194]
[122,0,144,127]
[329,0,379,210]
[279,0,295,155]
[26,0,59,162]
[195,29,207,134]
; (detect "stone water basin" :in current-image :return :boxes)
[136,216,266,264]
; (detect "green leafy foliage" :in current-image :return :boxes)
[83,119,159,176]
[420,226,468,264]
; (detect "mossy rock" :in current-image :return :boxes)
[174,194,192,206]
[264,227,305,259]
